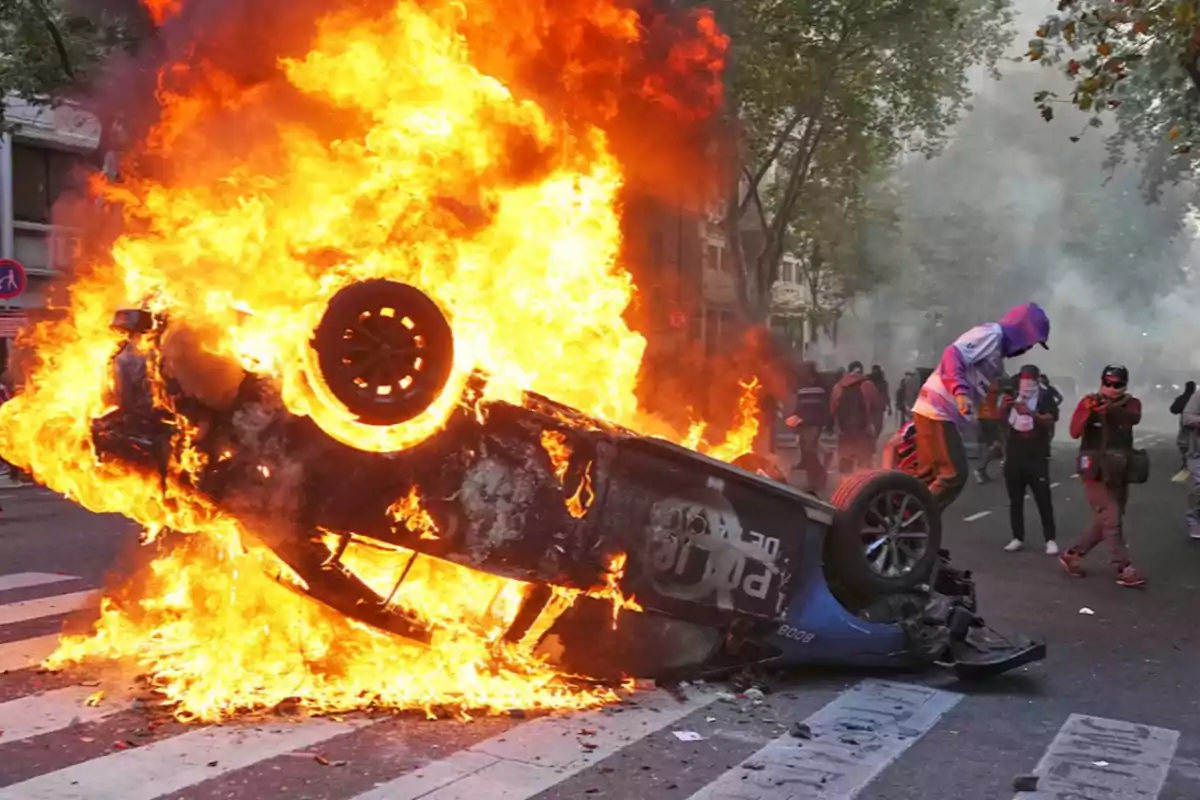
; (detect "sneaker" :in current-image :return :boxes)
[1045,540,1060,556]
[1059,551,1086,577]
[1116,565,1147,588]
[973,468,988,485]
[1004,539,1024,552]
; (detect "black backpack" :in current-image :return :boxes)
[837,382,870,433]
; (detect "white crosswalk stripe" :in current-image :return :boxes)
[1014,714,1180,800]
[687,680,960,800]
[0,718,377,800]
[0,590,99,627]
[351,688,716,800]
[0,633,60,672]
[0,573,81,593]
[0,571,1197,800]
[0,685,129,745]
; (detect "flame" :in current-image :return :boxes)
[586,552,642,629]
[540,430,572,482]
[142,0,183,26]
[0,0,746,720]
[683,378,761,462]
[566,461,595,519]
[387,488,440,541]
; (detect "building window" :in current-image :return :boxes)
[11,143,87,225]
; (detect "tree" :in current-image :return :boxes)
[775,126,895,342]
[709,0,1015,321]
[0,0,144,130]
[1030,0,1200,190]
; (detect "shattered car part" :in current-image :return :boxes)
[92,280,1045,681]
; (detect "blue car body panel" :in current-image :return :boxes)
[763,512,911,667]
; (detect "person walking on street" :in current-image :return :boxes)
[1039,374,1064,441]
[895,371,914,425]
[1180,386,1200,540]
[911,302,1051,511]
[999,365,1059,554]
[973,379,1005,484]
[1059,365,1147,587]
[1172,380,1196,482]
[831,361,884,475]
[869,365,892,436]
[785,361,831,495]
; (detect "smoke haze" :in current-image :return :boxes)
[825,0,1199,428]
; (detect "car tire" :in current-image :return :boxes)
[826,469,942,598]
[311,280,454,426]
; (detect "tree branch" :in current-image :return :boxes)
[24,0,75,80]
[736,110,808,219]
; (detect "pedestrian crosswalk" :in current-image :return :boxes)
[0,570,1195,799]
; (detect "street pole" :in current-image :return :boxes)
[0,132,13,261]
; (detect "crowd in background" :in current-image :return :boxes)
[775,349,1199,590]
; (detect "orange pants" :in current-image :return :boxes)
[913,415,968,510]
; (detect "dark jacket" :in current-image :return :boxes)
[1000,388,1059,459]
[1070,393,1142,454]
[1171,384,1196,415]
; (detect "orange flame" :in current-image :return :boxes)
[388,488,440,541]
[566,461,595,519]
[540,430,573,482]
[1,0,747,720]
[142,0,183,25]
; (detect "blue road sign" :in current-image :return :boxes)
[0,259,26,300]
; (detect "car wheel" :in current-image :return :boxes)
[827,469,942,597]
[310,280,454,426]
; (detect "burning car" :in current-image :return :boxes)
[91,279,1045,683]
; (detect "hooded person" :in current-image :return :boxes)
[869,365,892,432]
[998,365,1059,554]
[785,360,831,494]
[910,302,1051,511]
[1180,383,1200,540]
[830,361,884,474]
[1172,380,1197,479]
[1059,365,1147,588]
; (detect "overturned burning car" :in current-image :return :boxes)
[93,279,1044,683]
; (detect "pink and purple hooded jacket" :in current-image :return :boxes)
[912,302,1051,425]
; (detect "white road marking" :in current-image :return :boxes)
[0,717,375,800]
[1050,482,1061,489]
[0,633,61,672]
[1014,713,1179,800]
[0,685,128,745]
[1071,473,1080,479]
[688,680,962,800]
[351,689,716,800]
[963,511,992,522]
[0,573,81,593]
[0,590,99,627]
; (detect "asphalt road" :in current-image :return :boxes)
[1,432,1198,800]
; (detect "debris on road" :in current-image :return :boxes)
[672,731,705,742]
[1013,775,1039,792]
[1079,608,1095,615]
[789,722,813,740]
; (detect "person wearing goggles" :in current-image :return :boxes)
[1059,365,1147,588]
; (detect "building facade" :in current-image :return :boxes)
[0,96,101,344]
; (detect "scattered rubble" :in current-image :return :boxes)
[1012,775,1039,792]
[789,722,813,740]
